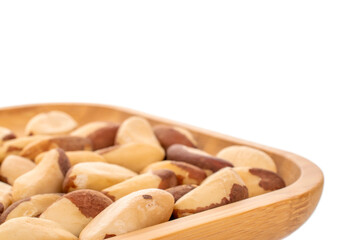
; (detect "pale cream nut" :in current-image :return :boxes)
[0,182,12,214]
[70,121,119,150]
[97,142,164,173]
[79,189,174,240]
[25,111,78,136]
[233,167,285,197]
[0,155,36,185]
[0,217,78,240]
[173,167,248,218]
[141,160,206,185]
[0,193,62,223]
[115,116,161,147]
[12,148,71,201]
[216,145,277,172]
[102,169,177,201]
[0,127,16,146]
[63,162,137,192]
[40,189,113,237]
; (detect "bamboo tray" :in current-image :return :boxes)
[0,103,324,240]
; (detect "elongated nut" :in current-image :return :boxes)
[0,127,16,145]
[0,217,78,240]
[102,170,177,201]
[25,111,78,136]
[167,144,233,175]
[115,116,161,147]
[0,155,36,185]
[173,167,248,218]
[0,136,48,162]
[63,162,137,192]
[35,151,106,166]
[12,148,71,201]
[233,167,285,197]
[79,189,174,240]
[216,145,277,172]
[141,160,206,185]
[71,121,119,150]
[153,125,197,150]
[0,193,62,223]
[20,136,92,160]
[97,142,164,172]
[0,182,12,214]
[40,190,113,236]
[166,185,197,202]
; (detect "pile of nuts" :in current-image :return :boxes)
[0,111,285,240]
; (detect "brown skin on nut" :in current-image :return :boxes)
[167,144,233,173]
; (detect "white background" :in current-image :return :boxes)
[0,1,359,239]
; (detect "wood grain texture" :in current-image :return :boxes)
[0,103,324,240]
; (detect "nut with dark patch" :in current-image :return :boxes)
[0,136,48,162]
[20,136,92,160]
[0,217,78,240]
[0,127,16,146]
[12,148,71,201]
[62,162,137,192]
[0,182,12,214]
[166,185,197,202]
[216,145,277,173]
[25,111,78,136]
[153,125,197,150]
[102,169,177,201]
[141,160,206,185]
[40,189,113,237]
[97,116,165,173]
[79,189,174,240]
[70,121,119,150]
[0,193,62,223]
[167,144,233,175]
[234,167,285,197]
[173,167,248,218]
[0,155,36,185]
